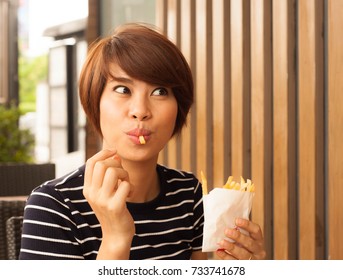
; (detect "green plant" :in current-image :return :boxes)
[0,103,35,163]
[19,50,48,114]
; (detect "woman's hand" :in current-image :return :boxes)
[216,218,266,260]
[83,149,135,259]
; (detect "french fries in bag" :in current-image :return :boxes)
[201,172,255,252]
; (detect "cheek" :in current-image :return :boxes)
[161,102,178,132]
[99,98,120,133]
[99,102,109,130]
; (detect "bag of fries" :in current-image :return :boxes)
[201,172,255,252]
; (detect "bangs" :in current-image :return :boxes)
[104,33,180,88]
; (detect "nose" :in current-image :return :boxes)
[129,96,151,121]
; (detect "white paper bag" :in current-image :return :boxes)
[202,188,254,252]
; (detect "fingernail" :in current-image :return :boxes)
[226,228,238,238]
[113,154,121,161]
[216,249,226,257]
[236,218,244,226]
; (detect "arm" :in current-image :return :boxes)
[20,189,85,259]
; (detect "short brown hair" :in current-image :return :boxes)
[79,23,194,136]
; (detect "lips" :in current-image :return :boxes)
[127,128,151,137]
[127,128,151,144]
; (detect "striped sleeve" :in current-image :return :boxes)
[19,187,85,260]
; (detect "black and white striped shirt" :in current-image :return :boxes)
[19,164,204,260]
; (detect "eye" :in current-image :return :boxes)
[114,86,130,94]
[151,87,169,96]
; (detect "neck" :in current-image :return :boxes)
[121,158,160,203]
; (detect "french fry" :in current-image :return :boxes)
[240,176,246,187]
[248,182,255,192]
[201,172,255,193]
[200,171,208,195]
[234,182,241,190]
[139,135,146,144]
[223,176,233,189]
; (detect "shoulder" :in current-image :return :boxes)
[41,165,85,190]
[26,165,86,206]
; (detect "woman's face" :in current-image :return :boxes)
[99,63,178,162]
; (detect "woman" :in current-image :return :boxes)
[19,23,266,260]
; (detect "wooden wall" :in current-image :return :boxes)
[155,0,343,260]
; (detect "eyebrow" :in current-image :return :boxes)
[109,75,134,85]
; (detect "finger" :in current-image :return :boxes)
[235,218,263,240]
[225,227,260,253]
[225,224,266,259]
[217,238,252,260]
[101,167,129,197]
[84,151,119,200]
[216,249,237,260]
[88,158,121,193]
[236,219,266,259]
[84,149,117,187]
[112,180,133,208]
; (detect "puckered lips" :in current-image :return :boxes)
[127,128,151,145]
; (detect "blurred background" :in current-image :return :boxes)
[0,0,342,260]
[0,0,155,176]
[1,0,89,176]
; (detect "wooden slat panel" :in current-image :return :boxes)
[328,0,343,260]
[250,0,273,260]
[195,0,213,185]
[298,0,325,260]
[153,0,343,260]
[180,0,196,173]
[272,0,297,260]
[230,0,251,179]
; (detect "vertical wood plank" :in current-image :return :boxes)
[250,0,273,260]
[195,0,213,185]
[180,0,196,173]
[272,0,297,260]
[298,0,325,259]
[222,3,232,182]
[230,0,251,180]
[212,0,224,188]
[212,0,229,187]
[166,0,181,169]
[156,0,168,32]
[328,0,343,260]
[155,0,168,165]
